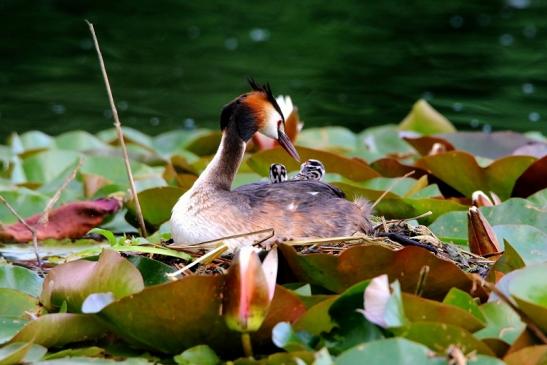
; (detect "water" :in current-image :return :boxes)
[1,0,546,139]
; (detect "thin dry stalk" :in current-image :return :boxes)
[85,20,148,237]
[168,228,274,251]
[167,243,229,279]
[284,235,374,247]
[370,170,415,210]
[0,195,41,267]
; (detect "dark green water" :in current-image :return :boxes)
[1,0,546,139]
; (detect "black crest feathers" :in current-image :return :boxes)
[247,77,285,125]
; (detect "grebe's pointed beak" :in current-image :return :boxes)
[277,128,300,161]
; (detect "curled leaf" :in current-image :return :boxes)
[468,206,501,257]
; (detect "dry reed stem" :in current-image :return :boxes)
[85,20,148,237]
[370,170,415,210]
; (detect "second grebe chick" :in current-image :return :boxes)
[293,159,325,181]
[269,163,288,183]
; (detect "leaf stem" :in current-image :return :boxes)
[241,332,253,358]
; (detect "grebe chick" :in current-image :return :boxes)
[269,163,288,183]
[170,79,372,248]
[293,159,325,181]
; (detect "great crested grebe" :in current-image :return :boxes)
[170,79,372,246]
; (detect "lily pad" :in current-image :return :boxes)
[503,345,547,365]
[512,155,547,198]
[508,263,547,333]
[442,288,485,322]
[399,99,456,135]
[357,125,416,157]
[0,264,43,297]
[0,288,38,318]
[40,249,144,312]
[247,146,379,181]
[10,313,107,348]
[401,321,495,355]
[474,302,525,345]
[100,276,305,355]
[0,188,50,225]
[279,244,483,300]
[297,127,357,152]
[416,151,536,199]
[126,186,185,229]
[54,131,109,151]
[22,150,81,184]
[335,338,446,365]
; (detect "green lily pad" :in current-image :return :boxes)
[416,151,535,200]
[40,249,144,313]
[0,188,49,225]
[22,150,81,184]
[335,338,445,365]
[126,256,176,286]
[442,288,485,323]
[279,244,483,301]
[10,313,107,348]
[399,99,456,135]
[493,225,547,265]
[297,127,357,152]
[0,264,43,297]
[429,192,547,243]
[126,186,185,229]
[293,296,338,336]
[183,130,222,156]
[401,321,495,355]
[474,301,525,345]
[508,263,547,333]
[43,346,105,360]
[174,344,221,365]
[247,146,380,181]
[80,156,159,188]
[15,131,54,152]
[0,342,34,365]
[357,125,416,158]
[0,288,38,318]
[0,318,27,345]
[493,240,526,274]
[96,127,153,149]
[54,131,109,151]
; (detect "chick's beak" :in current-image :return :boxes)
[277,128,300,161]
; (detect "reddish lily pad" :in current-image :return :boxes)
[0,198,121,242]
[100,276,305,355]
[416,151,536,199]
[279,244,483,300]
[403,135,455,156]
[512,156,547,198]
[503,345,547,365]
[40,249,144,313]
[247,146,379,181]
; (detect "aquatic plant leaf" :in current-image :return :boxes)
[0,288,38,318]
[183,130,222,156]
[15,131,54,152]
[335,338,446,365]
[492,240,526,275]
[357,125,417,157]
[126,255,176,286]
[442,287,485,322]
[0,264,43,297]
[402,293,484,332]
[297,127,357,152]
[10,313,107,348]
[508,263,547,333]
[126,186,185,229]
[438,131,543,159]
[0,198,121,242]
[493,225,547,265]
[96,127,153,148]
[399,99,456,135]
[80,156,159,189]
[174,344,221,365]
[271,322,314,352]
[40,249,144,312]
[247,146,379,181]
[42,346,105,360]
[512,155,547,198]
[54,131,109,151]
[416,151,536,199]
[467,207,501,256]
[429,192,547,242]
[279,244,483,300]
[503,345,547,365]
[293,296,337,336]
[335,182,466,225]
[474,302,525,345]
[22,150,81,184]
[0,341,35,365]
[0,318,27,345]
[401,321,495,355]
[99,275,305,354]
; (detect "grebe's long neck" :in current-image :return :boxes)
[194,125,245,191]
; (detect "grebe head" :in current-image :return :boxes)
[220,78,300,161]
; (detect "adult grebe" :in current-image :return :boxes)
[170,80,371,247]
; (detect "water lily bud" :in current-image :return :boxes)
[467,206,501,256]
[222,246,278,333]
[472,191,494,207]
[428,142,447,155]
